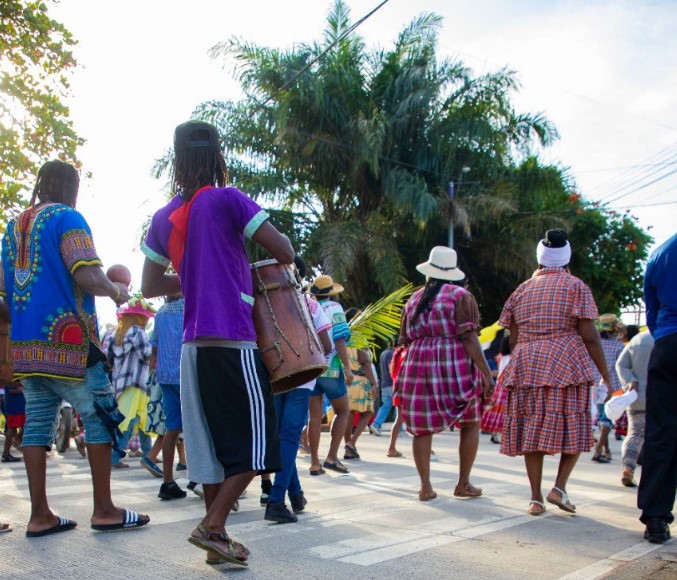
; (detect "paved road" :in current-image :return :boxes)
[1,427,675,579]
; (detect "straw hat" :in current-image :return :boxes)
[598,313,619,332]
[416,246,465,282]
[117,296,156,320]
[308,274,344,297]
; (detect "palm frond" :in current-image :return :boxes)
[348,283,416,351]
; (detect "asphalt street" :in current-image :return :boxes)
[1,426,675,579]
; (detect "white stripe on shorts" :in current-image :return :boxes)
[241,350,265,470]
[247,349,267,469]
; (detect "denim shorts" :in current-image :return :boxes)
[596,403,614,429]
[311,370,348,401]
[21,362,114,448]
[160,383,182,431]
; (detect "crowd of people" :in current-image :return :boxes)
[1,120,676,558]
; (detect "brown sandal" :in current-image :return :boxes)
[454,483,483,498]
[188,523,248,566]
[418,484,437,502]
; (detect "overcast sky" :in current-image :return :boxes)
[48,0,677,324]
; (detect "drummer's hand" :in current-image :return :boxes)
[344,369,354,386]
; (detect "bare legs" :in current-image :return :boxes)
[24,442,141,533]
[145,434,163,464]
[162,430,181,484]
[344,411,374,450]
[412,433,436,500]
[387,407,404,456]
[524,451,580,511]
[592,425,611,460]
[192,471,256,561]
[2,426,19,458]
[308,394,350,471]
[455,421,481,495]
[308,396,324,472]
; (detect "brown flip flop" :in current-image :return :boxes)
[309,467,326,476]
[454,484,483,498]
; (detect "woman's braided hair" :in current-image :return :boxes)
[413,278,447,319]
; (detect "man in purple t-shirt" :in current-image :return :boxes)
[141,121,294,566]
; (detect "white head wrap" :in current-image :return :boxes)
[536,240,571,267]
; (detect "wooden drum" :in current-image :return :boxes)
[251,259,327,393]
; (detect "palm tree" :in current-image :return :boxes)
[169,0,557,306]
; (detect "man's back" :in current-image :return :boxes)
[1,203,102,380]
[645,232,677,341]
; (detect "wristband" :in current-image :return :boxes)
[113,285,120,301]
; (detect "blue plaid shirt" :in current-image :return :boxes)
[150,298,184,385]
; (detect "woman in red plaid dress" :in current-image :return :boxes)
[499,230,612,516]
[398,247,494,502]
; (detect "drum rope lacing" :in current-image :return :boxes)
[253,263,323,372]
[288,267,324,356]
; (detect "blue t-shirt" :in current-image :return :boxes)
[1,203,102,380]
[644,232,677,341]
[150,298,184,384]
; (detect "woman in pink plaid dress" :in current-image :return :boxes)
[398,247,494,502]
[498,230,612,516]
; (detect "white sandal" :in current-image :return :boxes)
[528,500,546,515]
[546,486,576,513]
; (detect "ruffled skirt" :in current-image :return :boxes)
[500,384,593,456]
[480,385,507,432]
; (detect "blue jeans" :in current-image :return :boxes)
[373,387,393,429]
[112,416,152,464]
[269,388,311,503]
[22,362,114,447]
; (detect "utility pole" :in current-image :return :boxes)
[448,166,470,249]
[448,180,455,249]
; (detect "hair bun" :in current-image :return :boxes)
[543,229,568,248]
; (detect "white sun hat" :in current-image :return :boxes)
[416,246,465,282]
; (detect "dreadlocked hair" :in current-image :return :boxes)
[114,314,149,346]
[171,142,228,200]
[414,278,448,319]
[30,160,80,207]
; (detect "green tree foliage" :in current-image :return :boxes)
[456,157,652,319]
[0,1,82,225]
[166,0,556,306]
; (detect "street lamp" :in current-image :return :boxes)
[448,166,471,249]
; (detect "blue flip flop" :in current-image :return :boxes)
[26,516,77,537]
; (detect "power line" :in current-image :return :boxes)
[590,142,677,200]
[604,166,677,205]
[612,199,677,210]
[249,0,392,117]
[575,161,677,173]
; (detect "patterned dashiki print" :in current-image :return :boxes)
[1,203,102,380]
[498,266,599,456]
[398,284,481,436]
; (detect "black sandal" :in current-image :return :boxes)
[1,454,21,463]
[343,444,360,460]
